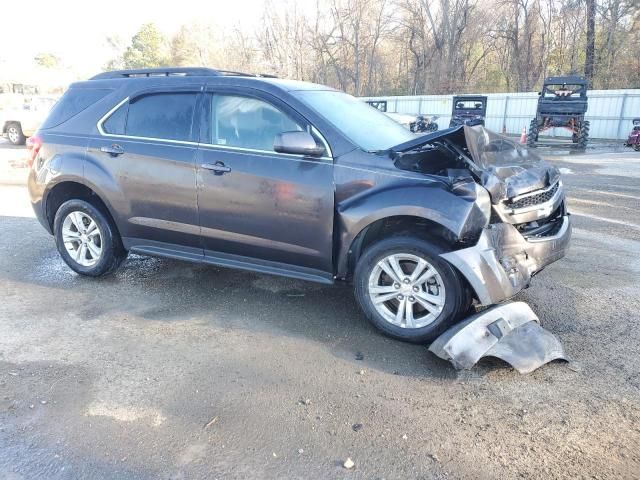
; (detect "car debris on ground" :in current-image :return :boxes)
[429,302,567,373]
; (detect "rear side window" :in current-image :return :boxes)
[125,93,197,141]
[40,88,112,129]
[102,102,128,135]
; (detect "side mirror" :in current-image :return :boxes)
[273,131,325,157]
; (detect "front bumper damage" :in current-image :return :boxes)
[440,214,571,306]
[429,302,567,373]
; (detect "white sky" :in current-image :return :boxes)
[0,0,266,79]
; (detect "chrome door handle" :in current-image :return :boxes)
[202,162,231,175]
[100,144,125,156]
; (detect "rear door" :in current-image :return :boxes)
[88,88,202,254]
[195,89,335,280]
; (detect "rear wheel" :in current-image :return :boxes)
[6,123,26,145]
[634,143,640,152]
[577,120,589,150]
[354,236,470,343]
[53,199,127,276]
[527,119,538,147]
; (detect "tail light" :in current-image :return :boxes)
[26,135,42,168]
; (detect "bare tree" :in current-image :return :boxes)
[584,0,596,84]
[107,0,640,95]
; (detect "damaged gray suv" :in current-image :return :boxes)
[27,68,571,343]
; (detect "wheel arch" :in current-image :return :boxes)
[44,181,121,240]
[3,120,21,133]
[337,213,460,280]
[334,181,489,280]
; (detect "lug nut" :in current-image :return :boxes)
[409,296,415,303]
[394,283,400,289]
[397,295,404,300]
[412,286,419,292]
[403,278,410,284]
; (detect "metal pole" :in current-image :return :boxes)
[617,93,628,140]
[502,95,510,134]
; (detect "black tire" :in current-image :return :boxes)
[577,120,589,150]
[53,199,127,277]
[354,236,470,344]
[527,119,538,148]
[634,143,640,152]
[6,122,26,145]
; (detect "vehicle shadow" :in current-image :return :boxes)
[0,215,459,381]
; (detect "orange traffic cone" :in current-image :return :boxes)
[520,127,527,144]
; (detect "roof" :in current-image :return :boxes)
[544,75,587,85]
[452,95,488,100]
[83,67,333,93]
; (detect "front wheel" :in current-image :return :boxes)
[53,199,127,277]
[527,119,538,148]
[354,236,470,343]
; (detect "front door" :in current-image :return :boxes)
[88,90,202,253]
[195,91,334,280]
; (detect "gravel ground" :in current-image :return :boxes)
[0,139,639,479]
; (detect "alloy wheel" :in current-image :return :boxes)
[61,211,103,267]
[7,126,19,144]
[368,253,446,329]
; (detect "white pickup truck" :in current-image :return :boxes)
[1,97,57,145]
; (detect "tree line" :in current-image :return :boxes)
[105,0,639,95]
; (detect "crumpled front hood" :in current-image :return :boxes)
[463,126,560,201]
[390,125,561,203]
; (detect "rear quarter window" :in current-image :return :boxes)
[40,88,112,129]
[125,93,197,141]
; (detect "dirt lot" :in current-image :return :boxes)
[1,139,639,479]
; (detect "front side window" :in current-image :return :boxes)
[211,95,303,151]
[102,92,198,142]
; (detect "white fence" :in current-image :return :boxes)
[361,89,640,140]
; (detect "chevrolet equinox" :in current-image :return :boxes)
[27,68,571,343]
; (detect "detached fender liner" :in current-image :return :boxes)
[429,302,567,374]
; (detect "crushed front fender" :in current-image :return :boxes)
[428,302,567,374]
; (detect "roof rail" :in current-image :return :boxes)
[90,67,278,80]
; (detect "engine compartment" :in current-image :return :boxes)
[391,126,568,242]
[393,140,468,175]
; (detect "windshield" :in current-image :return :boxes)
[293,90,415,151]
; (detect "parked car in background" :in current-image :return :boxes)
[1,96,57,145]
[449,95,487,127]
[27,68,571,343]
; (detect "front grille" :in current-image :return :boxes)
[508,182,559,210]
[516,203,566,238]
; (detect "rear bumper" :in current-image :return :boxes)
[440,215,571,306]
[27,168,52,234]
